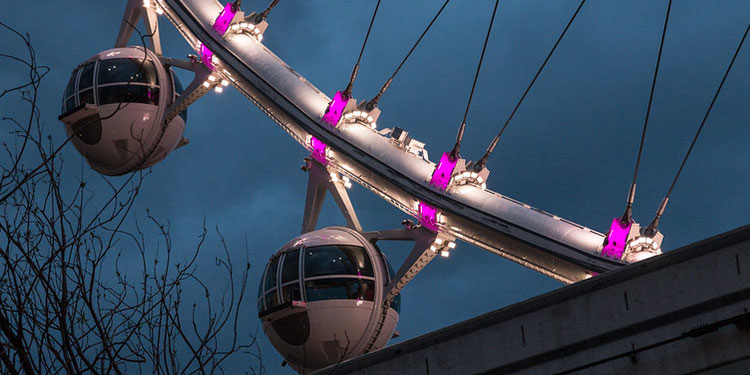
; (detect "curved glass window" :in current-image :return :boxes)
[264,257,279,292]
[281,283,302,303]
[79,62,95,90]
[304,245,373,278]
[262,256,280,311]
[64,96,77,114]
[265,290,280,310]
[98,58,158,86]
[99,85,159,106]
[62,67,79,113]
[281,249,300,283]
[78,89,95,106]
[305,278,375,302]
[64,68,78,100]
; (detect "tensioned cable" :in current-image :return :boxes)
[366,0,451,110]
[622,0,673,224]
[645,21,750,236]
[473,0,587,171]
[344,0,382,97]
[257,0,280,21]
[449,0,499,160]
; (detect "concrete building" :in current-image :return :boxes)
[314,226,750,374]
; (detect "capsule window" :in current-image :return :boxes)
[98,58,159,86]
[264,290,280,310]
[78,89,95,106]
[79,62,95,90]
[64,68,78,101]
[62,67,79,113]
[304,245,373,278]
[264,257,279,292]
[281,249,300,284]
[64,96,77,114]
[99,85,159,106]
[305,278,375,302]
[281,284,302,303]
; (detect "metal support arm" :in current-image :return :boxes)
[115,0,162,54]
[301,159,362,234]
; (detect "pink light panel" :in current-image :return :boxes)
[309,136,328,165]
[321,91,349,127]
[601,217,631,260]
[430,152,458,190]
[200,44,214,71]
[418,202,439,233]
[212,3,237,35]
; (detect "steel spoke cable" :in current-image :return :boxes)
[448,0,499,161]
[645,21,750,236]
[621,0,673,225]
[366,0,451,110]
[257,0,280,21]
[474,0,586,171]
[344,0,382,97]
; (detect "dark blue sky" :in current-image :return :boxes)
[2,1,749,373]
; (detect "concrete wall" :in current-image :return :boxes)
[313,226,750,374]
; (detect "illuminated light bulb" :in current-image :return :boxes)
[430,245,437,252]
[342,176,350,182]
[155,7,163,14]
[202,81,210,88]
[470,172,478,178]
[448,242,456,249]
[143,0,150,7]
[435,238,443,244]
[208,75,217,82]
[344,182,352,189]
[481,183,487,189]
[441,250,450,258]
[214,86,223,93]
[370,122,377,129]
[462,172,470,178]
[476,176,483,183]
[257,34,263,42]
[366,116,373,123]
[231,24,240,31]
[240,22,248,28]
[221,79,229,87]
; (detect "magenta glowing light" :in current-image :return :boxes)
[200,44,214,70]
[212,3,237,35]
[309,136,328,165]
[430,152,458,190]
[321,91,349,127]
[601,218,631,260]
[418,201,439,233]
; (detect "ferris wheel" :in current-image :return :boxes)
[57,0,748,371]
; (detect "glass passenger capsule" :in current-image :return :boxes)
[59,46,187,176]
[259,226,400,372]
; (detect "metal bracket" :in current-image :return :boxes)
[301,158,362,234]
[160,57,216,124]
[360,226,455,352]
